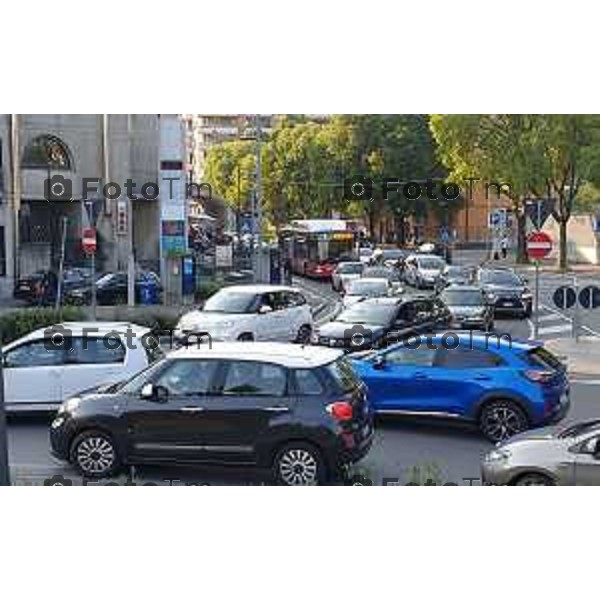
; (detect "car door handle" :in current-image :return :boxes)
[414,373,429,380]
[473,375,491,381]
[180,406,205,413]
[265,406,290,413]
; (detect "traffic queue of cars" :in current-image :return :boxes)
[2,247,581,484]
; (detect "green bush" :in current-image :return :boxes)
[0,306,84,345]
[195,280,222,302]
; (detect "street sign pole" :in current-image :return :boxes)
[534,260,540,338]
[0,350,11,486]
[573,274,579,342]
[91,252,97,320]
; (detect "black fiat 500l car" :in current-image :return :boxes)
[50,343,373,485]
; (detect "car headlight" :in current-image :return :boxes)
[484,448,512,463]
[62,397,81,414]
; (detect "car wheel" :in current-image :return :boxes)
[70,429,121,479]
[273,442,325,486]
[513,473,554,486]
[237,332,254,342]
[479,399,529,442]
[295,324,312,345]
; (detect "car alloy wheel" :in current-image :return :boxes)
[479,400,528,442]
[275,443,324,486]
[71,430,119,478]
[514,473,553,486]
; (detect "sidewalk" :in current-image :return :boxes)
[545,337,600,377]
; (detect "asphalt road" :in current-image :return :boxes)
[6,271,600,486]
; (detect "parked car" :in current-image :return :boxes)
[403,254,446,289]
[482,419,600,485]
[49,343,374,484]
[436,265,473,291]
[350,335,570,442]
[342,277,394,308]
[331,261,364,292]
[2,321,158,412]
[315,295,447,352]
[175,285,313,344]
[475,268,532,318]
[65,271,162,306]
[13,270,47,303]
[440,285,494,331]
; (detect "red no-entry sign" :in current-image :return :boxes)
[526,231,552,260]
[82,227,97,255]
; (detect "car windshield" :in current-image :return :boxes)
[482,271,521,285]
[338,263,363,274]
[347,280,387,295]
[441,290,483,306]
[96,273,116,286]
[446,267,469,278]
[557,420,600,439]
[203,290,256,313]
[364,267,397,280]
[325,357,362,394]
[382,249,404,259]
[337,303,395,326]
[418,258,445,269]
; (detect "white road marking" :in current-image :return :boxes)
[537,323,574,335]
[572,379,600,386]
[538,313,564,322]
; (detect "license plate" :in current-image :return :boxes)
[501,301,514,307]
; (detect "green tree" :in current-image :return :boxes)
[430,114,600,269]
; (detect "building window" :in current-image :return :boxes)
[0,226,6,277]
[22,135,73,170]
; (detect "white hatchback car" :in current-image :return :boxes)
[1,321,157,411]
[175,285,313,344]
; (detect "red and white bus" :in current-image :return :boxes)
[279,219,359,279]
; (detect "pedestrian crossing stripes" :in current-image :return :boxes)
[532,304,600,340]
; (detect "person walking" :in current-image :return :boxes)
[501,235,509,260]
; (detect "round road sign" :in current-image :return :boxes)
[579,285,600,310]
[553,285,577,310]
[526,231,553,260]
[82,227,97,256]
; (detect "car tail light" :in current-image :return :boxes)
[523,370,555,384]
[326,401,353,422]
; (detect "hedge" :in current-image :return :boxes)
[0,307,85,345]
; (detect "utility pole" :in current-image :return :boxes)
[55,216,68,312]
[127,115,135,307]
[254,114,263,282]
[0,349,11,486]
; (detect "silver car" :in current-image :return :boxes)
[331,261,364,292]
[482,419,600,485]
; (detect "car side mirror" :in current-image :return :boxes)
[258,305,273,315]
[141,383,168,403]
[373,355,386,370]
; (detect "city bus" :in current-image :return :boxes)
[279,219,359,279]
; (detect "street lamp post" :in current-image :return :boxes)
[0,349,11,486]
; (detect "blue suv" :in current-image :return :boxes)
[350,333,570,442]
